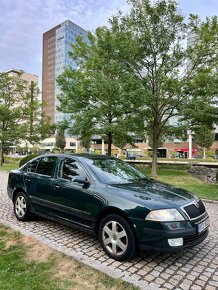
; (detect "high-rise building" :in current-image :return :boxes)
[42,20,88,124]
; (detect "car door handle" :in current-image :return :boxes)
[53,184,60,190]
[25,178,31,183]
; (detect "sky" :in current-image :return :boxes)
[0,0,217,88]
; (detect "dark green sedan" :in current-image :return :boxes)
[7,154,209,261]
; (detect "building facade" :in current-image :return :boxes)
[42,20,88,124]
[7,69,38,85]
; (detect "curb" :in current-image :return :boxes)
[203,199,218,204]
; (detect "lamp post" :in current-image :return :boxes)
[187,130,193,159]
[102,139,105,155]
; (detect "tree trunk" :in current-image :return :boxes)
[107,132,112,156]
[203,147,206,159]
[151,126,159,177]
[151,140,158,177]
[0,141,3,166]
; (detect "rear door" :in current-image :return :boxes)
[24,156,58,213]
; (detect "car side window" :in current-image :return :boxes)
[35,157,57,177]
[25,159,39,173]
[58,158,87,181]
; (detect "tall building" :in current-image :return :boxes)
[42,20,88,124]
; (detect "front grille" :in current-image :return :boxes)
[183,229,208,247]
[183,200,206,219]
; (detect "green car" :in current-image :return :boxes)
[7,154,209,261]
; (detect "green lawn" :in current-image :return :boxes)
[0,163,19,172]
[0,225,138,290]
[140,168,218,201]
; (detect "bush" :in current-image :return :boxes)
[158,164,192,170]
[119,154,126,160]
[19,154,40,167]
[4,156,22,165]
[135,163,191,171]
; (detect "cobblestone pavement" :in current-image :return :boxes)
[0,171,218,290]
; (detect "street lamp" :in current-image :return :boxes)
[187,130,193,159]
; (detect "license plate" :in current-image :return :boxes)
[198,218,210,234]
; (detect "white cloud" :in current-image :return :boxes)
[0,0,217,87]
[0,0,129,82]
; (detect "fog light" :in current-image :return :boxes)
[168,238,183,247]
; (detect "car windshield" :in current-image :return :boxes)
[86,157,147,184]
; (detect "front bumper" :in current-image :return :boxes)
[130,213,209,252]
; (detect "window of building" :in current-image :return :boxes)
[70,142,76,147]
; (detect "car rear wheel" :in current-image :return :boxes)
[14,192,32,221]
[99,214,136,261]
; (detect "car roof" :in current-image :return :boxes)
[37,153,117,161]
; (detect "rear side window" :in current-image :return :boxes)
[25,159,39,173]
[36,157,57,177]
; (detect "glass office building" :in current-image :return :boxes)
[42,20,88,124]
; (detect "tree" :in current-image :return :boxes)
[0,72,28,165]
[105,0,218,175]
[55,124,66,152]
[58,0,218,174]
[194,126,215,159]
[80,135,92,152]
[22,80,55,144]
[57,27,144,156]
[0,72,53,166]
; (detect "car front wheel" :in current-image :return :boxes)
[14,192,32,221]
[99,214,136,261]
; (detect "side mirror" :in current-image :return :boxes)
[72,175,89,184]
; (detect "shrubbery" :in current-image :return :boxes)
[4,156,22,165]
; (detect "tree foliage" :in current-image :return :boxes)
[58,0,218,175]
[0,72,53,165]
[55,122,67,152]
[109,0,218,175]
[194,126,215,159]
[57,26,144,156]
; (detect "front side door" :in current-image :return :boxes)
[49,157,101,229]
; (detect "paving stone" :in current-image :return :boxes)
[190,285,202,290]
[205,285,217,290]
[0,171,218,290]
[163,282,174,289]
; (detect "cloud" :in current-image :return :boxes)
[0,0,129,82]
[0,0,217,87]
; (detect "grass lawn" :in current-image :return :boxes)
[0,224,138,290]
[140,168,218,201]
[0,163,19,172]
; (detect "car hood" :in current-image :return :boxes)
[107,178,195,209]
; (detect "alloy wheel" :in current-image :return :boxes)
[102,220,128,256]
[15,196,27,218]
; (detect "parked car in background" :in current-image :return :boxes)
[7,154,209,261]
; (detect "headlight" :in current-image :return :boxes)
[145,209,185,222]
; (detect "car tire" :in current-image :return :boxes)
[98,214,136,261]
[14,192,32,221]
